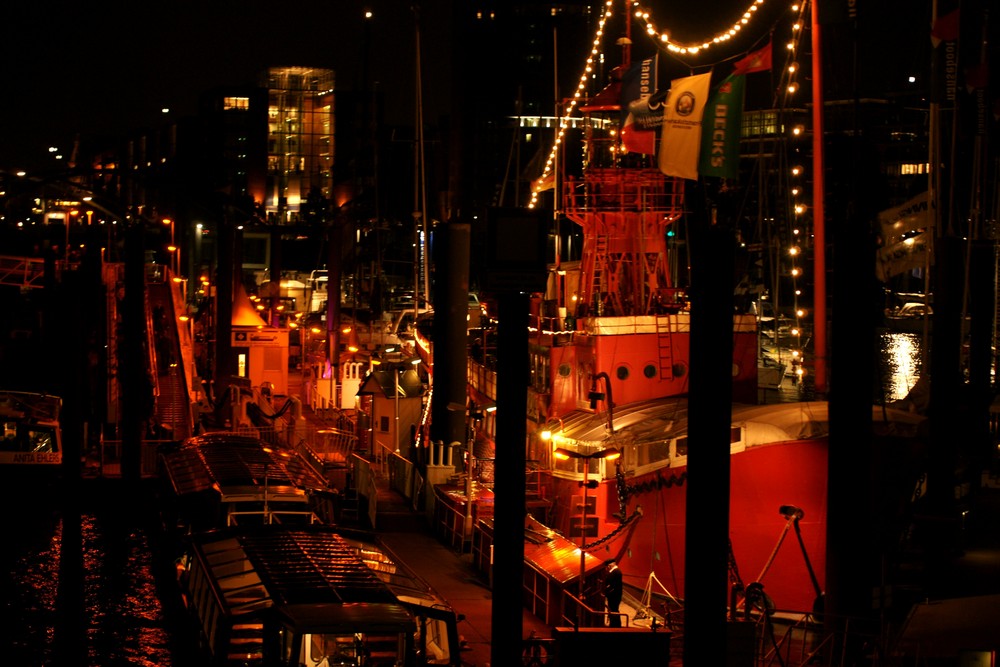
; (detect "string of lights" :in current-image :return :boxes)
[528,1,617,209]
[528,0,816,382]
[774,1,811,381]
[634,0,770,56]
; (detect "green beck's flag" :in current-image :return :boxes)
[698,74,745,180]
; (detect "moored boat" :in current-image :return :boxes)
[0,390,63,468]
[178,525,419,666]
[162,432,465,666]
[158,432,338,533]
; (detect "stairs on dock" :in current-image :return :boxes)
[225,621,264,666]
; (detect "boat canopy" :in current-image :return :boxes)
[161,433,329,498]
[543,399,928,450]
[191,526,405,613]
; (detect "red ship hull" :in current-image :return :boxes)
[536,401,926,616]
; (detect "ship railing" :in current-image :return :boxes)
[0,254,49,289]
[467,357,497,402]
[560,589,629,629]
[562,167,685,216]
[226,508,322,526]
[433,487,472,552]
[751,610,826,667]
[85,438,164,478]
[234,421,358,458]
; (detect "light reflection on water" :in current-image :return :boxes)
[1,482,181,666]
[877,331,926,402]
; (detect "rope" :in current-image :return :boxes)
[622,470,687,497]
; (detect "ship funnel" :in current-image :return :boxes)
[779,505,804,520]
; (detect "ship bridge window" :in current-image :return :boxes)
[303,632,404,666]
[635,439,671,468]
[673,428,742,459]
[1,424,57,453]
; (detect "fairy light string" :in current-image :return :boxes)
[529,1,616,209]
[634,0,770,56]
[529,0,786,208]
[528,0,815,384]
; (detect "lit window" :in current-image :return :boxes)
[223,96,250,111]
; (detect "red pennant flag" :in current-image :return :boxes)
[931,8,960,47]
[732,42,772,76]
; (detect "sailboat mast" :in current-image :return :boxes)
[811,0,828,395]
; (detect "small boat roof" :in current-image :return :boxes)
[521,515,605,586]
[0,391,62,424]
[190,526,406,617]
[161,433,329,498]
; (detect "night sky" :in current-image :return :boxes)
[0,0,450,170]
[0,0,981,172]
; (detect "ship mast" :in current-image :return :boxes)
[810,0,828,394]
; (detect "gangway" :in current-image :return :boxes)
[146,267,196,442]
[0,255,63,289]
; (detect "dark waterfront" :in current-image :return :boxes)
[0,479,196,667]
[0,332,934,667]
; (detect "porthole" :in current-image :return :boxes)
[616,365,630,380]
[643,364,657,379]
[558,363,572,377]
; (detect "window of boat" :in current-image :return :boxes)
[417,616,452,664]
[301,632,405,666]
[675,437,687,458]
[529,348,550,393]
[1,424,57,453]
[669,429,743,460]
[635,439,671,468]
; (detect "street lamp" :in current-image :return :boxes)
[163,217,180,275]
[553,445,621,622]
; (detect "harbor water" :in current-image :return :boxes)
[0,479,196,666]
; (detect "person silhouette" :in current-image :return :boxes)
[604,559,623,627]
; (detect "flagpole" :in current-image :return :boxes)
[810,0,828,395]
